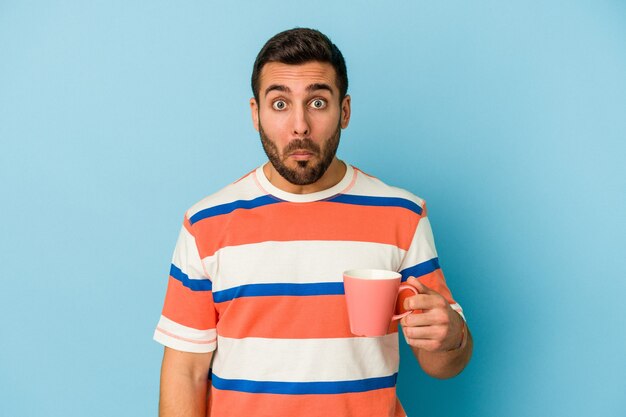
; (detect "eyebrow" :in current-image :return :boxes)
[264,83,334,97]
[264,84,289,97]
[307,83,334,95]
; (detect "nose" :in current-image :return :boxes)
[291,104,310,137]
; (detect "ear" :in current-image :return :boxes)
[340,95,351,129]
[250,97,259,132]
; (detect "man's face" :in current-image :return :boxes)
[251,61,351,186]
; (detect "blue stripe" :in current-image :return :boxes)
[327,194,423,215]
[212,282,344,303]
[189,195,280,225]
[400,258,440,282]
[170,264,213,291]
[211,373,397,395]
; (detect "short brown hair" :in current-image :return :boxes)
[251,28,348,101]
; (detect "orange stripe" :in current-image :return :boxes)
[419,269,456,305]
[215,295,399,339]
[394,269,456,315]
[192,202,420,258]
[162,276,217,330]
[394,397,406,417]
[183,215,193,235]
[210,386,401,417]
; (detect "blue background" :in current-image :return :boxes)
[1,1,624,416]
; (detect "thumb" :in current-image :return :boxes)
[401,277,427,313]
[406,276,431,294]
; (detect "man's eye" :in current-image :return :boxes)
[310,99,326,109]
[272,100,287,110]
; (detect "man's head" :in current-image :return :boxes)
[251,28,348,103]
[250,28,351,190]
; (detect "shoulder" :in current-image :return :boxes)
[350,166,426,212]
[184,168,266,222]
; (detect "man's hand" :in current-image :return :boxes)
[400,277,472,378]
[400,277,465,352]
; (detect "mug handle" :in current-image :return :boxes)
[391,284,419,321]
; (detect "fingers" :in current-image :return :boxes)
[403,292,448,311]
[400,278,458,351]
[402,323,449,342]
[404,294,448,311]
[401,307,450,328]
[401,313,455,352]
[401,330,449,351]
[403,277,447,311]
[401,306,465,352]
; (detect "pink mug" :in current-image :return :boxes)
[343,269,418,337]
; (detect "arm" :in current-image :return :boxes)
[159,347,213,417]
[401,277,473,379]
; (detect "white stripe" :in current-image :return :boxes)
[349,171,425,207]
[204,240,406,292]
[212,335,399,382]
[171,225,209,281]
[172,226,206,279]
[255,165,355,203]
[399,217,439,272]
[157,315,216,337]
[450,303,466,321]
[153,329,216,353]
[187,173,264,220]
[154,315,217,353]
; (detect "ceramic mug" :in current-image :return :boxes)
[343,269,418,337]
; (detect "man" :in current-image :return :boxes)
[155,28,472,417]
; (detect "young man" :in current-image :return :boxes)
[155,28,472,417]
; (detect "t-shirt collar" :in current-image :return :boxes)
[254,163,355,202]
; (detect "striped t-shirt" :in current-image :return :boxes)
[154,164,463,417]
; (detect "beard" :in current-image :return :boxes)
[259,120,341,186]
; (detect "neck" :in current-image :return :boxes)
[263,158,347,194]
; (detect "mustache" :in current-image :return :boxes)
[284,138,321,155]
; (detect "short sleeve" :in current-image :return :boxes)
[398,203,464,319]
[153,215,218,353]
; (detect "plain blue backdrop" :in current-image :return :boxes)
[1,1,624,416]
